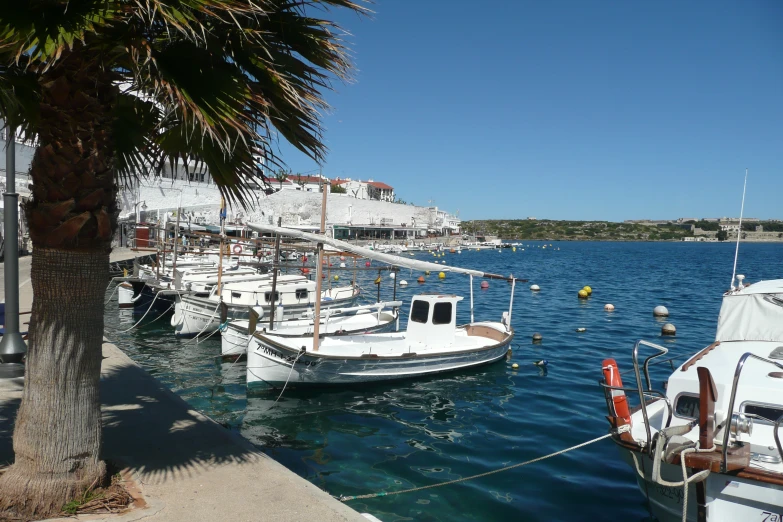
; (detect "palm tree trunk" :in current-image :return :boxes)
[0,249,108,516]
[0,45,117,518]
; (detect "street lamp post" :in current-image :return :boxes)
[0,126,28,366]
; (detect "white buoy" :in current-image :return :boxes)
[399,280,408,287]
[576,327,586,332]
[339,262,346,268]
[390,272,396,279]
[511,363,519,370]
[653,305,669,317]
[604,304,615,311]
[662,323,676,335]
[530,284,540,291]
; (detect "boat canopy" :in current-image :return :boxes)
[246,223,516,281]
[715,284,783,342]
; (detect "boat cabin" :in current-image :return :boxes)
[215,275,314,307]
[406,294,463,347]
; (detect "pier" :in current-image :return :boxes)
[0,253,367,521]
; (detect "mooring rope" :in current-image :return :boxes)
[338,433,611,501]
[114,291,165,334]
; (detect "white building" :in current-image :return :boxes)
[331,178,395,202]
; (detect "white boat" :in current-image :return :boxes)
[171,275,360,337]
[600,276,783,521]
[220,301,402,357]
[246,294,514,387]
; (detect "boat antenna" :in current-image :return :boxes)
[730,168,748,291]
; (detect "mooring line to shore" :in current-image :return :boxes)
[337,433,612,502]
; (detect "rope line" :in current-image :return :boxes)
[114,291,165,333]
[104,281,122,305]
[338,433,611,501]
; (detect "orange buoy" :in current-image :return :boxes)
[417,276,425,283]
[480,281,489,289]
[301,268,309,274]
[602,358,631,425]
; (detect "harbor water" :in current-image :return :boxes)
[105,241,783,521]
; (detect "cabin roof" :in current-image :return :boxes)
[731,279,783,296]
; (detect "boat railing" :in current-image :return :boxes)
[599,340,673,454]
[721,352,783,473]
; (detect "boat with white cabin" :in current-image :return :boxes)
[600,275,783,521]
[246,293,514,387]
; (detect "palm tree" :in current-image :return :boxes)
[274,168,291,191]
[0,0,366,517]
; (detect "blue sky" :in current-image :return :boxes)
[276,1,782,221]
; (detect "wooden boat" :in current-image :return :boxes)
[247,294,513,387]
[221,301,401,357]
[600,276,783,521]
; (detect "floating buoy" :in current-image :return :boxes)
[532,332,543,342]
[340,256,345,261]
[425,271,431,276]
[374,276,381,285]
[662,323,676,336]
[301,268,309,274]
[399,280,408,287]
[329,263,333,267]
[410,253,415,256]
[322,273,326,279]
[390,272,396,279]
[530,284,540,291]
[441,260,446,264]
[512,247,516,252]
[480,281,489,289]
[576,327,586,333]
[653,306,669,317]
[534,359,548,367]
[578,289,588,299]
[604,304,615,311]
[512,363,519,370]
[339,262,346,268]
[417,276,425,283]
[438,272,446,279]
[302,256,308,263]
[583,286,592,295]
[365,261,371,267]
[333,275,339,281]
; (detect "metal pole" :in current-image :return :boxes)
[171,191,182,275]
[217,197,225,298]
[0,126,27,363]
[268,218,282,330]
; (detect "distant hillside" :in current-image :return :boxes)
[463,220,695,241]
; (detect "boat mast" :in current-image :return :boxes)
[217,197,226,298]
[730,169,748,291]
[313,177,328,351]
[171,190,183,275]
[469,275,474,323]
[268,217,282,330]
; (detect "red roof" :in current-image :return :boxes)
[331,179,349,185]
[292,175,327,184]
[367,181,394,190]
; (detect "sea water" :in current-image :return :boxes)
[106,241,783,521]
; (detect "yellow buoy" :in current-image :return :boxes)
[583,285,592,295]
[512,363,519,370]
[512,247,516,252]
[578,289,588,299]
[334,275,339,281]
[374,276,381,285]
[438,272,446,279]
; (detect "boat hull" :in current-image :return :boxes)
[172,291,360,337]
[618,447,783,522]
[246,332,512,387]
[130,281,179,315]
[221,313,399,357]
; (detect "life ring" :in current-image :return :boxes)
[232,244,243,255]
[602,358,631,426]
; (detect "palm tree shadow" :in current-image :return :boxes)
[99,360,257,486]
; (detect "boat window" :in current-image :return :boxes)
[295,288,309,300]
[264,291,280,303]
[742,403,783,424]
[410,300,429,323]
[674,394,699,420]
[231,292,242,299]
[432,302,453,325]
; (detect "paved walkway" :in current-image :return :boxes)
[0,252,368,522]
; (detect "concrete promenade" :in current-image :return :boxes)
[0,252,368,521]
